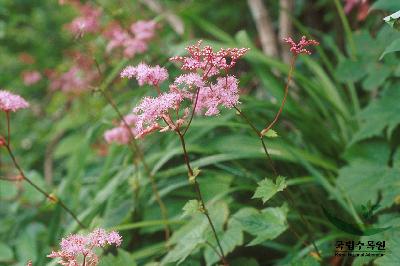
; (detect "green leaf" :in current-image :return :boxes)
[234,205,288,246]
[262,129,278,138]
[362,64,392,91]
[335,59,366,83]
[371,1,400,12]
[182,200,201,217]
[336,160,400,211]
[252,176,287,203]
[204,219,243,266]
[189,168,201,184]
[0,242,13,263]
[380,38,400,59]
[162,202,229,265]
[352,85,400,143]
[99,249,137,266]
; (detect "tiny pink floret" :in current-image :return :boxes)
[283,36,319,55]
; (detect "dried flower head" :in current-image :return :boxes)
[47,228,122,266]
[0,90,30,112]
[283,36,319,55]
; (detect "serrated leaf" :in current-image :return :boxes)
[263,129,278,138]
[252,176,287,203]
[204,219,243,266]
[336,160,400,211]
[182,200,200,218]
[233,205,288,246]
[352,85,400,143]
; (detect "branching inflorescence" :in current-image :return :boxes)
[48,228,122,266]
[104,40,250,265]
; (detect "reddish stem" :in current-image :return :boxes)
[6,111,10,146]
[261,55,297,134]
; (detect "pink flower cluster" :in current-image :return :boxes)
[104,114,140,144]
[22,70,42,86]
[170,40,249,78]
[49,66,97,94]
[0,90,30,112]
[194,76,240,116]
[48,228,122,266]
[104,20,158,58]
[171,42,247,115]
[66,3,102,37]
[121,63,168,86]
[106,41,249,140]
[283,36,319,55]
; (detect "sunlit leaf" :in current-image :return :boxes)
[253,176,287,203]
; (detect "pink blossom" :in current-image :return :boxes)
[0,90,30,112]
[195,76,240,116]
[132,91,184,137]
[104,114,141,145]
[104,23,130,53]
[47,228,122,266]
[121,63,168,86]
[170,40,249,78]
[49,66,97,94]
[66,3,102,37]
[174,73,205,89]
[283,36,319,55]
[103,20,157,59]
[88,228,122,247]
[130,20,158,40]
[104,126,131,145]
[123,39,148,58]
[22,71,42,86]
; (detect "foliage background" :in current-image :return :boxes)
[0,0,400,265]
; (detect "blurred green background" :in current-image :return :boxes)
[1,0,400,265]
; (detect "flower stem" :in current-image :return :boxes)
[2,111,85,228]
[6,111,10,146]
[4,143,86,228]
[94,59,171,241]
[98,87,171,242]
[233,57,322,257]
[176,130,228,266]
[182,87,200,136]
[261,55,296,134]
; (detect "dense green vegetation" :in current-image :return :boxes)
[1,0,399,265]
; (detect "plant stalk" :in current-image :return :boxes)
[176,130,228,266]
